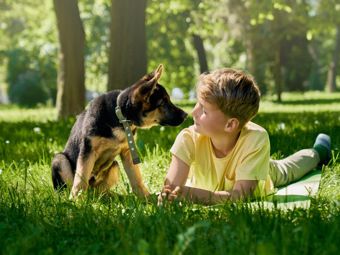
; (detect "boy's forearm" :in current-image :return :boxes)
[178,186,231,205]
[160,180,257,205]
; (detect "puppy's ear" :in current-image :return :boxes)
[138,64,164,96]
[151,64,163,82]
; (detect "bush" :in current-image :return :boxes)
[8,70,49,107]
[6,48,57,107]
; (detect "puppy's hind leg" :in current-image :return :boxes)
[51,153,74,191]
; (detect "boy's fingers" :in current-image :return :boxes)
[168,186,181,201]
[173,186,181,194]
[162,185,172,191]
[157,194,163,206]
[162,188,172,196]
[168,193,177,200]
[158,185,182,203]
[170,186,181,196]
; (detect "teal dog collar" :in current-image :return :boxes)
[115,105,141,165]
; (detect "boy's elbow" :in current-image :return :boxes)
[231,180,258,201]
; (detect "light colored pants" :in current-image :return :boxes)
[269,149,320,187]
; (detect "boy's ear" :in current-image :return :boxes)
[224,118,240,132]
[137,64,164,97]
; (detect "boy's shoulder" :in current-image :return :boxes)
[182,125,201,140]
[179,125,208,144]
[232,122,270,154]
[244,121,267,133]
[241,121,269,143]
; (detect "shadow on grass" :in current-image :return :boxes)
[272,98,340,105]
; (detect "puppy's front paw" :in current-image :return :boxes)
[133,185,150,198]
[69,193,76,200]
[69,186,85,200]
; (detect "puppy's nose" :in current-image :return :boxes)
[181,111,188,120]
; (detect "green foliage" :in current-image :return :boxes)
[147,0,196,94]
[282,2,315,91]
[78,0,111,92]
[6,48,56,106]
[0,92,340,253]
[1,1,58,105]
[8,70,49,107]
[0,0,339,105]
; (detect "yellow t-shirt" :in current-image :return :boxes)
[170,121,274,197]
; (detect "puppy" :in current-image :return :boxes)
[51,65,187,198]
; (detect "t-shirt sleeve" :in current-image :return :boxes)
[235,131,270,181]
[170,128,195,166]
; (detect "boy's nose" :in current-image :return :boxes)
[191,103,199,117]
[191,104,197,116]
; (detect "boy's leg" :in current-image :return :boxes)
[269,149,319,187]
[269,133,331,187]
[313,133,331,166]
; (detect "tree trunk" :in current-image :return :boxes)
[271,9,285,102]
[53,0,85,119]
[273,48,284,102]
[246,37,267,94]
[326,24,340,92]
[108,0,147,91]
[192,34,209,73]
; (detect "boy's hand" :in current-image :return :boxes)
[157,185,181,205]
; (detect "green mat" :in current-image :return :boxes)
[252,170,322,210]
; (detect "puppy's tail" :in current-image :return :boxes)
[51,153,74,191]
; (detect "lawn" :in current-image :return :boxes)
[0,91,339,254]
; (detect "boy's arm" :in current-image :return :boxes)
[164,180,258,205]
[160,155,258,204]
[230,180,258,200]
[160,155,212,203]
[158,154,189,205]
[163,154,190,187]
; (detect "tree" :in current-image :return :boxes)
[223,0,314,101]
[108,0,147,90]
[1,0,58,106]
[53,0,85,119]
[326,24,340,92]
[313,0,340,92]
[146,0,196,93]
[189,0,210,74]
[192,34,209,73]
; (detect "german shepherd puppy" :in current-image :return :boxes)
[51,65,187,199]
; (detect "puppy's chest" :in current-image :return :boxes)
[91,127,135,159]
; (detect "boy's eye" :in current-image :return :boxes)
[198,103,206,114]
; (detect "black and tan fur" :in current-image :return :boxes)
[51,65,187,199]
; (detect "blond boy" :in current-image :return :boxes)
[159,68,331,205]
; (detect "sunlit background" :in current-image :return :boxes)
[0,0,339,109]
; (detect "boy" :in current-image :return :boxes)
[158,68,331,205]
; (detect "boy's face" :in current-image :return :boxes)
[191,98,230,137]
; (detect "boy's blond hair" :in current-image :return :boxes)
[197,68,260,127]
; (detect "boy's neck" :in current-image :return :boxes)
[210,129,241,158]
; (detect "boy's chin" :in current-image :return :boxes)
[193,124,201,133]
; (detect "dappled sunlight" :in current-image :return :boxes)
[260,92,340,112]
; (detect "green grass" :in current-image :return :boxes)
[0,92,340,254]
